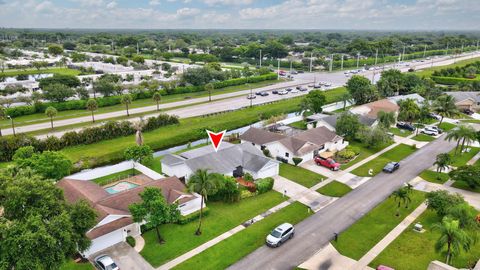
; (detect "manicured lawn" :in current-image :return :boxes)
[316,181,352,197]
[289,120,307,130]
[172,202,312,270]
[389,127,412,137]
[438,122,456,132]
[91,169,140,186]
[340,141,392,170]
[412,134,436,142]
[451,181,480,193]
[141,191,287,267]
[460,119,480,124]
[419,170,449,184]
[59,260,93,270]
[332,190,425,260]
[279,163,326,188]
[370,209,480,270]
[351,144,417,177]
[1,67,82,77]
[448,147,480,167]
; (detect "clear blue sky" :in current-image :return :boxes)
[0,0,479,30]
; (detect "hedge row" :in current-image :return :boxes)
[0,114,179,162]
[431,76,480,85]
[5,73,278,118]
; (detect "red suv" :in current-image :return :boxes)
[314,156,340,171]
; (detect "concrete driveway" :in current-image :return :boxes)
[91,242,153,270]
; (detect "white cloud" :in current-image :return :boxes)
[176,7,200,17]
[106,1,117,9]
[149,0,160,5]
[204,0,253,5]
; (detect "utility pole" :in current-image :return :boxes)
[289,57,293,74]
[372,49,378,82]
[111,40,114,52]
[137,42,139,54]
[309,52,313,72]
[341,54,344,70]
[446,43,449,55]
[461,43,464,54]
[423,45,427,58]
[401,45,406,62]
[477,40,479,51]
[259,49,262,68]
[329,54,333,72]
[374,49,378,66]
[277,58,280,80]
[356,53,360,69]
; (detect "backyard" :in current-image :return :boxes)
[316,181,352,197]
[91,168,141,186]
[172,202,311,270]
[279,163,326,188]
[332,190,426,260]
[351,144,417,177]
[370,209,480,270]
[140,191,287,267]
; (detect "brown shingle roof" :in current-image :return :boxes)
[293,126,343,146]
[364,99,399,118]
[239,127,286,145]
[86,217,133,239]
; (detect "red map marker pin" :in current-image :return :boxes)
[206,130,226,152]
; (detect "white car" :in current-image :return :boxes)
[278,90,288,95]
[421,127,439,136]
[290,89,299,93]
[94,255,119,270]
[266,223,295,247]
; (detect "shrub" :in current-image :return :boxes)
[244,172,254,182]
[262,148,271,157]
[210,176,240,203]
[255,177,274,194]
[126,236,136,247]
[292,157,303,166]
[336,148,356,160]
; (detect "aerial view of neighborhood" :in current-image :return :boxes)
[0,1,479,270]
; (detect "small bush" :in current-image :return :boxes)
[337,149,356,160]
[262,148,271,157]
[292,157,303,166]
[126,236,136,247]
[255,177,274,194]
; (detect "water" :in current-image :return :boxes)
[3,73,53,83]
[152,112,300,157]
[104,181,139,194]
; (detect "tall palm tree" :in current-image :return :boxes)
[391,187,411,216]
[45,106,57,129]
[432,95,458,125]
[434,153,452,173]
[121,94,132,117]
[433,217,472,265]
[86,99,98,123]
[446,125,476,155]
[205,83,214,102]
[152,92,162,111]
[188,169,218,235]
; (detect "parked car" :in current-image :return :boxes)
[247,94,256,99]
[278,70,287,76]
[383,162,400,173]
[428,126,443,134]
[396,122,416,131]
[428,113,442,120]
[421,127,438,136]
[94,255,119,270]
[313,84,322,89]
[297,70,304,73]
[266,223,295,247]
[314,156,340,171]
[463,108,475,115]
[290,70,298,75]
[259,91,269,96]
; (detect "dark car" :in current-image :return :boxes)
[272,90,279,94]
[463,109,474,115]
[286,88,293,92]
[259,91,269,96]
[383,162,400,173]
[299,86,308,92]
[396,122,416,131]
[297,70,304,73]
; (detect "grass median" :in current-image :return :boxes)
[332,190,425,260]
[316,181,352,197]
[172,202,312,270]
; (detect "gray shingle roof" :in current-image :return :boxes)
[180,142,234,159]
[162,154,186,166]
[239,127,286,145]
[446,92,480,103]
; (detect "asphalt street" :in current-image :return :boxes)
[228,134,456,270]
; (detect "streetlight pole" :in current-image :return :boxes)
[445,43,449,56]
[277,58,280,80]
[341,54,344,70]
[356,53,360,69]
[7,116,15,136]
[259,49,262,68]
[329,54,333,72]
[423,45,427,58]
[401,45,405,62]
[309,52,313,72]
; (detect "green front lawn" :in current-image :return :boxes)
[451,181,480,193]
[370,210,480,270]
[141,191,287,267]
[340,141,392,170]
[412,134,436,142]
[351,144,417,177]
[448,147,480,167]
[91,169,140,186]
[332,190,425,260]
[289,120,307,130]
[389,127,412,137]
[438,122,456,132]
[172,202,312,270]
[59,260,93,270]
[419,170,450,184]
[279,163,325,188]
[316,181,352,197]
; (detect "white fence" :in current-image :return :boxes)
[67,160,164,181]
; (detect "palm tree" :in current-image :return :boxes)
[434,153,452,173]
[433,217,472,265]
[121,94,132,117]
[133,117,146,146]
[86,99,98,123]
[340,92,353,111]
[391,187,411,216]
[152,92,162,111]
[188,169,218,235]
[446,125,476,155]
[205,83,214,102]
[432,95,459,125]
[45,106,57,129]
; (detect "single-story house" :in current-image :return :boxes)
[307,113,377,131]
[349,98,400,120]
[240,127,348,165]
[446,91,480,111]
[387,93,425,106]
[162,142,279,180]
[57,161,201,257]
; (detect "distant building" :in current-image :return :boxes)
[446,91,480,112]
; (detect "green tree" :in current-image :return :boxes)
[377,69,406,97]
[205,82,214,102]
[432,95,458,125]
[446,125,476,155]
[152,91,162,111]
[301,90,326,114]
[42,83,76,102]
[336,112,362,139]
[48,44,64,55]
[434,153,452,173]
[426,190,465,216]
[433,217,472,265]
[45,106,57,129]
[378,111,396,129]
[121,94,132,116]
[124,145,153,164]
[13,149,72,180]
[357,126,392,148]
[86,99,98,123]
[188,169,218,235]
[398,98,420,124]
[132,55,145,64]
[129,187,180,243]
[346,75,378,105]
[449,165,480,190]
[340,92,353,111]
[391,186,412,216]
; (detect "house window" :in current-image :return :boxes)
[179,203,186,208]
[285,152,289,157]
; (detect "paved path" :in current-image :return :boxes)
[228,134,455,270]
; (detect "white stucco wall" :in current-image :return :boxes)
[67,160,164,181]
[178,195,203,216]
[162,162,192,179]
